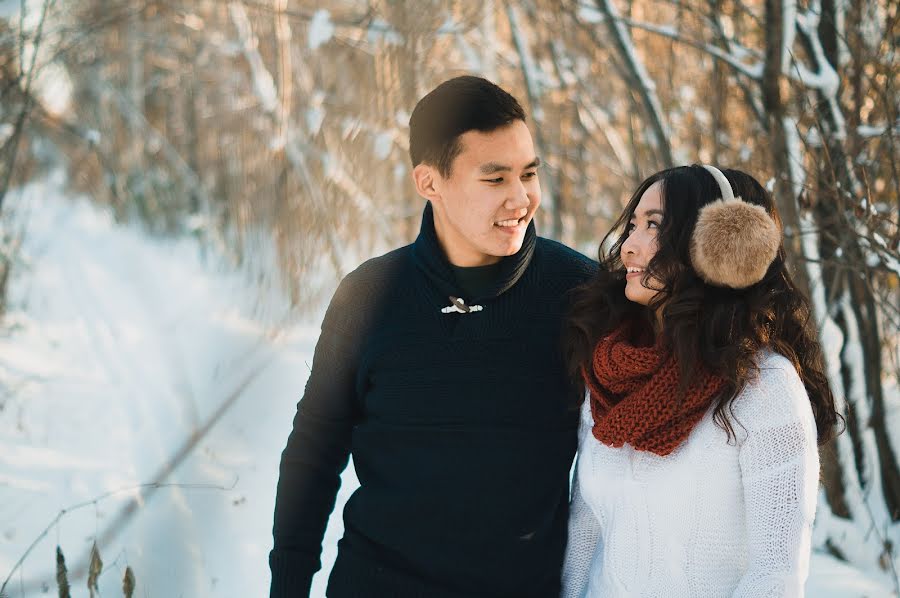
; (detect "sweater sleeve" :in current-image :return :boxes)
[561,408,602,598]
[731,355,820,598]
[269,276,363,598]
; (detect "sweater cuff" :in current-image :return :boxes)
[269,550,316,598]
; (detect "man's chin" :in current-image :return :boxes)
[496,239,525,257]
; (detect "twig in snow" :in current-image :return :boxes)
[0,478,237,595]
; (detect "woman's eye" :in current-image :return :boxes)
[522,171,537,179]
[648,220,660,229]
[483,177,504,184]
[626,222,636,232]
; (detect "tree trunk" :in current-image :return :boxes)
[802,0,900,522]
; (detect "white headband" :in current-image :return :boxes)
[700,164,736,202]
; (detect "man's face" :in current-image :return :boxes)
[426,120,541,267]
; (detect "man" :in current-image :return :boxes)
[270,76,597,597]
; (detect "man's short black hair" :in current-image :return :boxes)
[408,76,527,178]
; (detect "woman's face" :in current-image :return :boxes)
[621,181,665,306]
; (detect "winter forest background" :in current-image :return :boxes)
[0,0,898,596]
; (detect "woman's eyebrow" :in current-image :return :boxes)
[631,209,664,219]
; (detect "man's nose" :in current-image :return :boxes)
[505,181,530,210]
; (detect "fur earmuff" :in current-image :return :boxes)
[690,197,781,289]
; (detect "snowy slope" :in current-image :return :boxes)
[0,175,894,597]
[0,175,357,597]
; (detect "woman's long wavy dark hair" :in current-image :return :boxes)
[565,165,841,444]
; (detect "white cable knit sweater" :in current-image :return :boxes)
[561,351,820,597]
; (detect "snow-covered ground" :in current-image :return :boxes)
[0,175,356,597]
[0,175,895,597]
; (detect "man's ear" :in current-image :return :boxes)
[413,164,442,202]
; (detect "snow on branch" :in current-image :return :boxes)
[590,0,673,166]
[781,0,798,75]
[228,2,278,113]
[609,14,764,80]
[229,1,346,274]
[505,2,560,238]
[793,4,840,97]
[101,82,212,210]
[858,122,900,138]
[506,3,545,123]
[228,0,391,265]
[593,1,846,101]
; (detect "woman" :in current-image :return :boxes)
[561,165,840,597]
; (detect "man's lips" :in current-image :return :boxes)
[494,214,528,230]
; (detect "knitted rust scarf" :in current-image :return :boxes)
[581,324,727,456]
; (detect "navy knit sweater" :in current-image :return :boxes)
[270,203,597,597]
